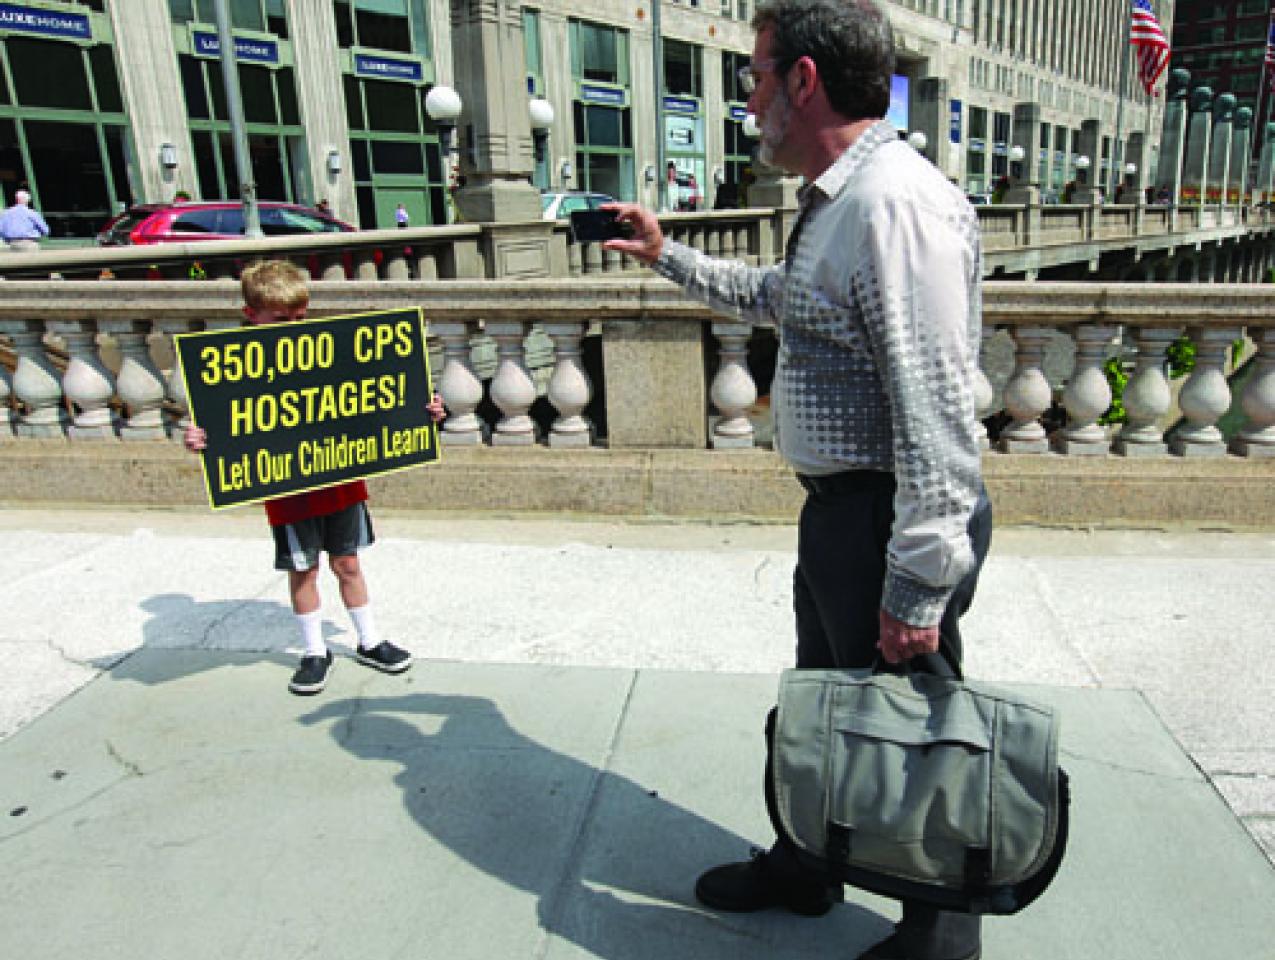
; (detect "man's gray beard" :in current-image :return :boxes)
[758,84,792,167]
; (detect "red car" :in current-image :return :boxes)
[96,200,355,245]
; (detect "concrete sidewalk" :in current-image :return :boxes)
[0,507,1272,959]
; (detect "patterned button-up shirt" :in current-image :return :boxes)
[653,121,984,627]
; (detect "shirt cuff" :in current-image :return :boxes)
[882,569,952,628]
[651,239,696,284]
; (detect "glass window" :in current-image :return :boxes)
[524,8,543,91]
[230,0,265,30]
[240,64,278,124]
[173,209,226,233]
[722,50,749,102]
[8,38,92,111]
[89,45,123,113]
[192,129,220,197]
[573,20,627,85]
[664,40,701,97]
[278,67,299,125]
[371,140,425,174]
[179,55,210,119]
[365,79,419,133]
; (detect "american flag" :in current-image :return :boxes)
[1130,0,1170,96]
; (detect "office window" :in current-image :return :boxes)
[570,19,629,85]
[334,0,430,58]
[664,39,701,97]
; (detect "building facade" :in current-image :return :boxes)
[1170,0,1272,155]
[0,0,1171,238]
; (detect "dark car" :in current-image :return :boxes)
[96,200,355,246]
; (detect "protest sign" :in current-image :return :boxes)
[175,308,438,509]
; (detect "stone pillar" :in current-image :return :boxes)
[3,323,68,438]
[101,321,168,440]
[450,0,541,226]
[433,321,484,446]
[1231,327,1275,457]
[485,321,537,446]
[997,327,1054,454]
[1182,86,1214,208]
[911,78,949,171]
[709,322,757,449]
[1005,101,1042,205]
[1074,118,1101,203]
[288,0,357,219]
[1231,108,1253,208]
[542,321,593,448]
[1125,131,1146,198]
[1054,324,1117,455]
[1259,123,1275,204]
[602,319,706,448]
[1155,69,1190,211]
[1114,327,1181,457]
[1207,93,1236,209]
[108,0,193,202]
[1171,326,1243,457]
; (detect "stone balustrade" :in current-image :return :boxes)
[0,280,1272,465]
[1,202,1270,284]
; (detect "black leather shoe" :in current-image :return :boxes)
[694,848,842,917]
[857,932,981,960]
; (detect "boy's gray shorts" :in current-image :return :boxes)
[271,502,375,572]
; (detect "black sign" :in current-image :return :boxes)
[175,308,438,510]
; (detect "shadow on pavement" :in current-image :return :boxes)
[301,691,892,959]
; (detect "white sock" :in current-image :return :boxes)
[296,610,326,657]
[348,604,379,651]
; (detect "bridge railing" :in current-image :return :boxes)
[0,280,1271,460]
[0,203,1269,283]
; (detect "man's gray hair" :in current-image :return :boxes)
[751,0,894,121]
[14,189,31,205]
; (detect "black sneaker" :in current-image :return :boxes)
[289,650,333,696]
[355,641,412,674]
[694,847,842,917]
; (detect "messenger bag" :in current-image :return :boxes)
[766,667,1070,915]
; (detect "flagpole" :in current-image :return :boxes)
[1112,3,1134,198]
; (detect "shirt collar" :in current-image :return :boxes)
[802,119,898,207]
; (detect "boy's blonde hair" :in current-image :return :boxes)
[241,259,309,311]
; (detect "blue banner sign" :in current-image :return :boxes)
[193,31,280,65]
[729,106,748,121]
[0,3,91,40]
[354,53,424,83]
[581,84,625,106]
[663,96,698,114]
[949,99,962,143]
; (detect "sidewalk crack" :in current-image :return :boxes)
[531,669,640,960]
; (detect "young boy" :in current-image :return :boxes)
[184,259,445,695]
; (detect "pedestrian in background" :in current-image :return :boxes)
[395,203,409,228]
[604,1,991,957]
[0,189,50,251]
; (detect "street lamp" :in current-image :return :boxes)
[529,97,554,162]
[1075,154,1091,185]
[425,85,463,157]
[907,130,928,153]
[1009,143,1025,182]
[742,113,760,138]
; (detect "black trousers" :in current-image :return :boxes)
[772,469,994,959]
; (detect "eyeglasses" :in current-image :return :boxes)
[737,58,785,95]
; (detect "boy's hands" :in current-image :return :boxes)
[427,392,447,423]
[183,425,206,452]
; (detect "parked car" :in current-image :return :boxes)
[96,200,355,246]
[540,191,615,221]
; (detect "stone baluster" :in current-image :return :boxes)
[432,321,484,446]
[0,322,66,437]
[973,328,997,450]
[51,320,117,440]
[583,242,603,274]
[414,248,440,280]
[485,321,537,445]
[384,247,411,279]
[543,322,593,447]
[707,229,722,256]
[710,322,757,448]
[0,340,14,440]
[100,320,168,440]
[1171,326,1242,456]
[721,227,736,257]
[1054,324,1118,455]
[1114,327,1181,456]
[1231,327,1275,456]
[567,241,583,277]
[318,254,346,281]
[603,246,623,273]
[155,320,192,437]
[353,250,378,281]
[997,326,1053,453]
